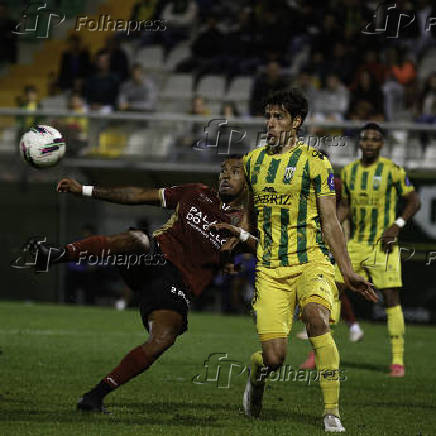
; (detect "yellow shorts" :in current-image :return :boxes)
[253,262,339,341]
[335,239,402,289]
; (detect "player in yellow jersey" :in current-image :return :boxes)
[335,123,421,378]
[213,90,377,432]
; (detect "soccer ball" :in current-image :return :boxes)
[19,125,66,168]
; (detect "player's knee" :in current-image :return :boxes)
[263,351,285,372]
[147,330,178,356]
[302,303,329,336]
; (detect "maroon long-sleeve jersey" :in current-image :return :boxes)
[153,183,244,296]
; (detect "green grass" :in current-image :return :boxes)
[0,302,434,436]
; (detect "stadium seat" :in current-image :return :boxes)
[160,74,193,99]
[165,44,190,71]
[418,48,436,80]
[96,129,128,157]
[125,129,149,155]
[40,95,68,111]
[196,75,226,100]
[226,76,252,102]
[136,45,164,71]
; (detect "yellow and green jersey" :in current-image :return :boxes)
[243,144,336,268]
[341,157,414,245]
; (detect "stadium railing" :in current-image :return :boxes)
[1,108,436,172]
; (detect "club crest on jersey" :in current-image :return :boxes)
[283,166,296,183]
[373,176,382,189]
[327,173,335,191]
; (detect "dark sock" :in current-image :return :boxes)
[87,345,155,400]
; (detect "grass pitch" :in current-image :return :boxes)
[0,302,434,436]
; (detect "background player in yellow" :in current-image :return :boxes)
[215,90,377,433]
[336,123,421,378]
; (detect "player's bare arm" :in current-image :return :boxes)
[319,195,378,302]
[336,196,350,223]
[56,177,161,205]
[381,190,421,252]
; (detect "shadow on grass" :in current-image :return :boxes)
[0,401,321,429]
[0,408,222,427]
[341,360,386,372]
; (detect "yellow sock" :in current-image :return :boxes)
[310,332,340,417]
[250,350,265,385]
[386,305,405,366]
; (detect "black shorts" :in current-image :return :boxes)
[118,233,191,334]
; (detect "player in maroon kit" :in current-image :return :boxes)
[15,156,248,413]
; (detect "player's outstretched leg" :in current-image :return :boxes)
[302,303,344,433]
[12,231,149,272]
[77,310,184,413]
[243,339,286,418]
[383,288,405,377]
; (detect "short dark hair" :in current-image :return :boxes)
[264,88,308,123]
[360,123,384,137]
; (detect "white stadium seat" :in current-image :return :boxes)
[136,45,164,71]
[160,74,193,99]
[226,76,252,101]
[196,75,226,100]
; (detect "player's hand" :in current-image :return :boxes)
[56,178,82,195]
[220,236,239,254]
[343,271,378,302]
[380,225,399,253]
[209,223,241,238]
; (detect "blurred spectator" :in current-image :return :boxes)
[390,49,417,86]
[130,0,159,22]
[57,34,91,90]
[304,51,329,87]
[225,9,261,76]
[84,50,120,111]
[160,0,197,55]
[310,13,342,58]
[16,85,41,131]
[249,61,288,116]
[118,63,157,111]
[105,36,130,82]
[176,17,224,81]
[190,95,210,116]
[353,50,387,85]
[0,2,17,63]
[326,42,355,86]
[313,74,349,121]
[256,3,292,62]
[221,101,240,118]
[382,74,404,121]
[348,70,384,120]
[420,72,436,117]
[56,92,88,155]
